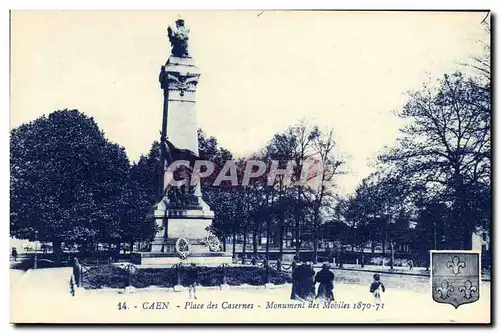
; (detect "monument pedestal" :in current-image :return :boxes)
[133,197,232,266]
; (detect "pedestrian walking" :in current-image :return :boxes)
[186,263,199,299]
[11,247,18,262]
[291,259,315,301]
[315,263,335,302]
[370,273,386,304]
[305,261,315,300]
[290,256,300,300]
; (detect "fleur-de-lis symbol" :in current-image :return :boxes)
[446,256,466,275]
[436,279,454,299]
[458,280,477,299]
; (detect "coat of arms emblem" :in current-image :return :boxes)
[431,251,480,308]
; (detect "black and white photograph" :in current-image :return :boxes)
[8,10,491,324]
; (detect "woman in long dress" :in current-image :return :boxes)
[303,261,316,301]
[315,263,335,302]
[290,257,301,300]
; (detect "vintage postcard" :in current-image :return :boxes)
[9,10,491,324]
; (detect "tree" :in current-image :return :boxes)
[265,129,298,259]
[306,128,345,263]
[289,121,320,257]
[265,120,319,257]
[379,72,491,250]
[338,172,415,268]
[463,16,490,83]
[120,141,163,251]
[413,199,449,257]
[10,109,130,256]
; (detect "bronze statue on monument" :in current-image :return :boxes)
[167,17,190,58]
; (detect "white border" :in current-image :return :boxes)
[1,0,497,10]
[2,1,497,331]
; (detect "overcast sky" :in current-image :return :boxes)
[11,11,488,194]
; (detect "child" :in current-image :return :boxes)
[187,263,199,299]
[370,274,385,304]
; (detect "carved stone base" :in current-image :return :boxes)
[147,196,215,253]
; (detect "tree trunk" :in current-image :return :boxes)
[361,243,365,268]
[116,242,121,259]
[313,213,319,264]
[371,239,375,253]
[295,187,302,258]
[460,202,473,250]
[232,229,237,257]
[242,225,247,260]
[252,222,258,261]
[266,219,270,259]
[462,227,474,250]
[390,239,394,270]
[129,241,134,254]
[455,170,473,250]
[313,235,318,264]
[278,213,284,260]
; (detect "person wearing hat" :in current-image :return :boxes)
[315,263,335,302]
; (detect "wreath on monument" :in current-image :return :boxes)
[175,237,191,259]
[201,232,222,252]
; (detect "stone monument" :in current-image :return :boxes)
[132,17,232,265]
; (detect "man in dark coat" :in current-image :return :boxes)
[315,263,335,302]
[291,260,315,301]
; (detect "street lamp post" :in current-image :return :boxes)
[34,230,38,269]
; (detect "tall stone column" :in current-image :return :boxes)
[159,56,200,156]
[148,18,214,255]
[159,56,203,199]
